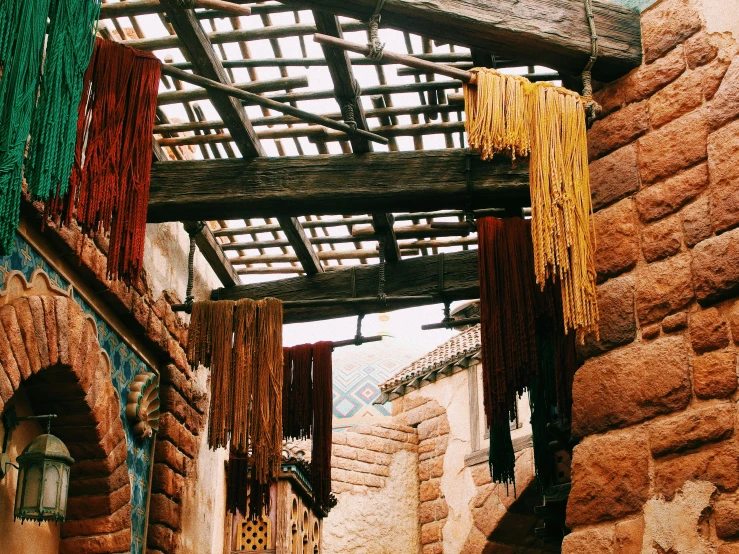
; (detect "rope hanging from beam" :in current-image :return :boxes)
[367,0,386,60]
[580,0,602,125]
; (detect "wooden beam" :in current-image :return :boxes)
[158,0,265,157]
[147,150,530,223]
[314,11,371,154]
[184,221,241,287]
[280,0,641,81]
[277,216,324,276]
[152,139,242,287]
[229,247,420,265]
[212,250,480,323]
[372,214,400,263]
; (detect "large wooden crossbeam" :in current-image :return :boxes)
[147,150,529,223]
[280,0,642,81]
[212,250,480,323]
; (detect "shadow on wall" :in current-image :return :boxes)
[485,481,561,553]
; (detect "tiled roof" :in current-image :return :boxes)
[379,324,481,392]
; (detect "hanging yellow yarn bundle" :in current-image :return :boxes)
[465,68,599,341]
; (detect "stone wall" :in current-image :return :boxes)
[322,424,420,554]
[565,0,739,551]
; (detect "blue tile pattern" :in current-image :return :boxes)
[331,338,421,419]
[0,234,152,554]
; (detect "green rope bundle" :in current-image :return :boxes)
[27,0,101,201]
[0,0,52,254]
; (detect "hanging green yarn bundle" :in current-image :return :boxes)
[0,0,17,65]
[0,0,53,255]
[27,0,101,201]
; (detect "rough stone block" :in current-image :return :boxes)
[147,524,179,554]
[638,109,709,185]
[66,483,130,520]
[594,199,639,281]
[685,31,719,69]
[159,413,199,459]
[588,101,649,159]
[636,254,695,324]
[648,69,705,128]
[59,528,132,554]
[682,196,713,247]
[693,349,738,399]
[649,402,735,457]
[60,504,132,539]
[715,496,739,540]
[654,440,739,498]
[572,336,690,437]
[709,57,739,131]
[692,228,739,304]
[642,324,661,340]
[622,46,687,104]
[593,82,624,116]
[662,311,688,333]
[420,520,444,545]
[615,517,645,554]
[635,162,708,224]
[149,493,182,531]
[730,301,739,343]
[709,119,739,233]
[640,0,702,63]
[642,215,683,262]
[561,526,615,554]
[690,308,730,353]
[589,144,640,211]
[419,498,448,525]
[152,463,185,501]
[567,431,650,526]
[420,479,441,502]
[583,275,636,356]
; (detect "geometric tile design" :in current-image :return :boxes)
[0,234,152,554]
[332,337,421,420]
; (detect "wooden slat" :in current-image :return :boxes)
[314,11,371,153]
[212,250,480,323]
[147,150,530,222]
[158,0,265,158]
[279,0,641,81]
[157,76,309,105]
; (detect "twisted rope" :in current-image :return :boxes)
[354,314,364,346]
[367,0,386,60]
[185,222,205,305]
[377,235,387,309]
[581,0,601,125]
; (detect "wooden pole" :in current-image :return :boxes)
[160,64,389,145]
[313,33,474,83]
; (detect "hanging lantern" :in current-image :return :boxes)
[13,434,74,524]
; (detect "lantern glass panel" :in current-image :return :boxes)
[42,464,60,509]
[22,465,42,509]
[60,467,69,513]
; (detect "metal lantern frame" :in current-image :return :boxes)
[1,408,74,524]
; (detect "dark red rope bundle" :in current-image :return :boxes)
[477,216,580,487]
[311,341,333,513]
[281,341,334,512]
[45,38,160,285]
[285,343,313,440]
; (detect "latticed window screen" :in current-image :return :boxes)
[236,515,273,551]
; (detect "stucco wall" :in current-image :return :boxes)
[0,389,60,554]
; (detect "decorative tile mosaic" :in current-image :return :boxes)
[0,234,152,554]
[331,338,421,420]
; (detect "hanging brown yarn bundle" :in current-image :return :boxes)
[232,299,257,456]
[311,341,333,513]
[45,38,161,285]
[187,300,236,450]
[226,453,249,517]
[464,68,599,341]
[285,343,313,440]
[249,298,284,519]
[282,346,293,440]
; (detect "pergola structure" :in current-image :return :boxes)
[99,0,641,322]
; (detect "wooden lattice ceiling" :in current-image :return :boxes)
[99,0,641,297]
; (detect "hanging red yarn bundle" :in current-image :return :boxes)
[46,38,161,285]
[311,341,333,513]
[477,216,538,427]
[285,343,313,440]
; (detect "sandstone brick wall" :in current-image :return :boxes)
[322,423,420,554]
[565,0,739,551]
